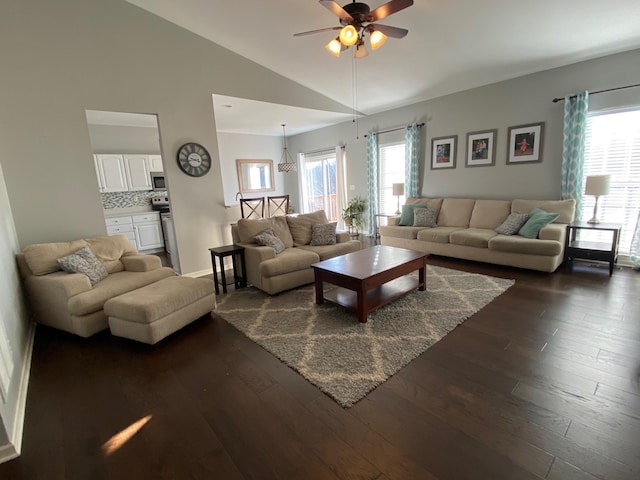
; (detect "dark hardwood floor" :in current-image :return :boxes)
[2,251,639,479]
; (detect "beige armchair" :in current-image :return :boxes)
[17,235,176,337]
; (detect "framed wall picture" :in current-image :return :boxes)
[466,129,497,167]
[431,135,457,169]
[507,122,545,164]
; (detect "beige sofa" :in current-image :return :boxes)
[379,197,576,272]
[231,210,361,294]
[17,235,176,337]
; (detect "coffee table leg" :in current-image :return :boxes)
[418,262,427,291]
[357,285,367,323]
[314,273,324,305]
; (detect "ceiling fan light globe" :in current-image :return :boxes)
[369,30,387,50]
[339,25,359,46]
[355,43,369,58]
[325,39,342,57]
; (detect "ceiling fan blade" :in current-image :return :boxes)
[366,0,413,22]
[369,24,408,38]
[293,26,341,37]
[319,0,353,22]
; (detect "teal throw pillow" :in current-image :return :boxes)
[399,204,418,226]
[518,208,559,239]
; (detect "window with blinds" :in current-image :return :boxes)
[379,142,405,214]
[582,109,640,257]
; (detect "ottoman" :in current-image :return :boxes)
[104,276,216,344]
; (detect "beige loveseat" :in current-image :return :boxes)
[231,210,361,294]
[17,235,176,337]
[379,197,576,272]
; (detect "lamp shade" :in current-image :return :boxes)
[585,175,611,196]
[392,183,404,196]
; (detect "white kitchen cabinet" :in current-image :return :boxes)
[95,154,128,192]
[132,213,164,250]
[123,155,152,191]
[105,213,163,251]
[95,154,163,192]
[147,154,164,172]
[106,216,136,246]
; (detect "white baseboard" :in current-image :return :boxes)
[0,322,35,464]
[182,268,213,278]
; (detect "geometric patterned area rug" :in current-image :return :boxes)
[214,265,514,407]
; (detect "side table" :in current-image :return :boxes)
[374,213,398,244]
[209,245,247,294]
[564,221,621,275]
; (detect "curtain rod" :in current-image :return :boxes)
[551,83,640,103]
[364,122,425,138]
[301,145,345,156]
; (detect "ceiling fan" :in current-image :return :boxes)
[294,0,414,58]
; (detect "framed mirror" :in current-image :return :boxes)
[236,159,275,193]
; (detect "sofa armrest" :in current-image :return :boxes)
[241,243,277,264]
[387,216,401,226]
[26,271,92,301]
[539,223,567,243]
[121,254,162,272]
[336,231,351,243]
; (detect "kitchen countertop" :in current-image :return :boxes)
[103,206,155,217]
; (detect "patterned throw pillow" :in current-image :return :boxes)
[254,228,286,254]
[495,213,529,235]
[57,246,108,286]
[413,207,438,228]
[310,222,337,246]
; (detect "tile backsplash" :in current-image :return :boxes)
[102,191,168,209]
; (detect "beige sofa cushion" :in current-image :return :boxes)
[86,235,137,273]
[379,225,424,240]
[286,210,328,245]
[237,216,294,247]
[417,227,464,244]
[489,235,562,256]
[260,248,319,277]
[67,267,176,316]
[469,200,512,229]
[450,228,498,248]
[438,199,476,227]
[511,199,576,224]
[297,240,361,260]
[23,239,89,276]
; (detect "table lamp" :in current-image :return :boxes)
[585,174,610,224]
[392,183,404,214]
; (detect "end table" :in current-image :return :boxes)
[209,245,247,294]
[564,221,621,275]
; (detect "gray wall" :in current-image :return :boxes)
[288,48,640,223]
[87,124,162,154]
[0,0,351,276]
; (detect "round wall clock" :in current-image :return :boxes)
[176,142,211,177]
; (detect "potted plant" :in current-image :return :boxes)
[342,196,366,233]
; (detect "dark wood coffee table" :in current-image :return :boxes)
[311,245,428,323]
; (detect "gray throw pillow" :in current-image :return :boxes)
[310,222,337,246]
[57,246,108,286]
[413,207,438,227]
[254,228,285,254]
[495,213,529,235]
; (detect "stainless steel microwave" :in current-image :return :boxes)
[150,172,166,191]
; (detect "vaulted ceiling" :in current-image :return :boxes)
[126,0,640,135]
